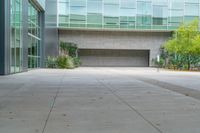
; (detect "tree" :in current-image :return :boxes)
[192,35,200,55]
[164,19,200,70]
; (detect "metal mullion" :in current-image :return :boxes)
[10,0,13,73]
[69,0,71,27]
[102,0,104,29]
[37,39,40,68]
[33,38,36,68]
[169,0,171,29]
[118,0,120,29]
[14,0,17,73]
[34,37,37,68]
[20,0,22,71]
[151,0,153,30]
[30,37,33,68]
[86,0,87,28]
[183,0,186,23]
[31,6,33,68]
[135,0,137,29]
[35,36,37,68]
[167,0,169,30]
[57,0,59,27]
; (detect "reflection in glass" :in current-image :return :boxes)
[58,0,200,30]
[28,3,41,68]
[10,0,23,73]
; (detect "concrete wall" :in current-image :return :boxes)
[44,0,59,61]
[0,0,6,75]
[59,30,172,66]
[80,49,149,67]
[0,0,12,75]
[22,0,29,72]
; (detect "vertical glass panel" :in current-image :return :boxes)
[28,2,41,69]
[120,0,136,29]
[70,0,86,27]
[87,0,102,28]
[153,6,167,25]
[59,1,69,27]
[169,10,183,27]
[137,1,152,29]
[185,4,199,16]
[152,0,168,29]
[185,3,199,22]
[10,0,22,73]
[170,0,184,9]
[104,1,119,28]
[168,0,184,29]
[59,1,69,15]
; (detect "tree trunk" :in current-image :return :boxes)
[187,55,191,70]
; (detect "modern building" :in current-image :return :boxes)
[0,0,58,75]
[0,0,199,75]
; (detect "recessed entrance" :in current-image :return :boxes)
[79,49,150,67]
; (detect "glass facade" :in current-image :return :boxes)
[58,0,200,30]
[37,0,46,9]
[10,0,23,73]
[28,3,41,68]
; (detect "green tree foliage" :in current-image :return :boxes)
[164,19,200,70]
[60,42,78,57]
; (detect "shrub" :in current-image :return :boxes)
[73,57,81,67]
[56,56,68,69]
[152,57,165,68]
[46,42,81,69]
[59,42,78,57]
[56,56,75,69]
[66,56,75,69]
[46,56,57,68]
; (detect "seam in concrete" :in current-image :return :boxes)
[136,77,200,101]
[104,68,200,101]
[97,79,163,133]
[41,76,64,133]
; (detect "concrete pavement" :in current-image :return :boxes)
[0,68,200,133]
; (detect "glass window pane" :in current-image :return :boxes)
[28,2,41,68]
[10,0,23,73]
[185,3,199,16]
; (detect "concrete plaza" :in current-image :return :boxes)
[0,68,200,133]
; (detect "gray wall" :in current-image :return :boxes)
[0,0,6,75]
[44,0,59,62]
[0,0,10,75]
[59,30,172,66]
[80,49,149,67]
[22,0,29,72]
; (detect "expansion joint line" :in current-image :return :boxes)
[97,79,163,133]
[42,75,65,133]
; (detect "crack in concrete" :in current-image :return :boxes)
[97,79,163,133]
[41,76,64,133]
